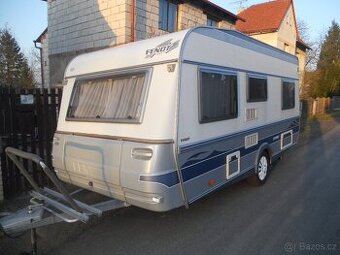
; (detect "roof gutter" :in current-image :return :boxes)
[33,40,45,89]
[130,0,135,42]
[199,0,245,22]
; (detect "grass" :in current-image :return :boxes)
[300,111,340,132]
[298,110,340,146]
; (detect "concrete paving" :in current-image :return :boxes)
[1,120,340,255]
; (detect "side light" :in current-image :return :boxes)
[208,179,215,186]
[152,196,163,204]
[132,148,153,160]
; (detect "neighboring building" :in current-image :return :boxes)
[44,0,240,86]
[34,28,50,88]
[296,37,310,94]
[236,0,310,88]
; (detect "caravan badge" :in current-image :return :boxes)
[145,39,180,58]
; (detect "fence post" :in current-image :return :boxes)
[0,137,4,202]
[312,99,317,116]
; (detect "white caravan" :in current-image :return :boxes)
[52,26,300,212]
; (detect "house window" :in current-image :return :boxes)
[199,70,238,123]
[282,80,295,110]
[207,17,217,27]
[159,0,178,32]
[247,75,267,102]
[284,43,289,52]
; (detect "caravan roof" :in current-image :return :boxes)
[64,26,298,80]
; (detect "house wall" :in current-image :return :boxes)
[296,46,307,91]
[47,0,235,86]
[250,32,279,48]
[48,0,131,85]
[41,33,50,88]
[249,6,297,55]
[277,5,297,55]
[135,0,168,40]
[219,20,234,29]
[178,3,207,30]
[248,5,307,89]
[177,3,235,31]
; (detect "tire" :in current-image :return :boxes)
[247,151,270,186]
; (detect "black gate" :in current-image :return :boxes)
[0,88,62,198]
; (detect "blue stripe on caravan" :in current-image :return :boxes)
[181,126,299,182]
[180,117,300,152]
[139,124,299,187]
[140,172,179,187]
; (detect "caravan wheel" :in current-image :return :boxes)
[247,151,270,186]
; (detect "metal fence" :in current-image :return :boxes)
[0,88,62,198]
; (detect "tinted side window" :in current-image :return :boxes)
[282,81,295,110]
[200,71,238,123]
[247,76,267,102]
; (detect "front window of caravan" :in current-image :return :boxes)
[67,73,146,122]
[199,70,238,123]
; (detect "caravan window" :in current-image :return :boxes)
[282,80,295,110]
[247,76,267,102]
[199,70,238,123]
[67,72,147,122]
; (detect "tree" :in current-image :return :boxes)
[318,21,340,70]
[18,60,36,88]
[297,19,321,71]
[0,27,35,88]
[28,46,42,86]
[316,21,340,97]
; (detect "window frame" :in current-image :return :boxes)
[246,74,268,103]
[198,67,238,124]
[207,17,218,27]
[66,68,152,124]
[159,0,178,32]
[281,79,296,110]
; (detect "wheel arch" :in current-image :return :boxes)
[254,143,273,174]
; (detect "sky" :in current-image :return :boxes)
[0,0,48,55]
[0,0,339,56]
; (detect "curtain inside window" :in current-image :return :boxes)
[200,72,238,122]
[69,73,145,121]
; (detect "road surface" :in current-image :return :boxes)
[1,122,340,255]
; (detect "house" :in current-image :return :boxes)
[34,28,49,88]
[42,0,241,87]
[235,0,310,88]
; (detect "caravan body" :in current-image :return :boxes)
[52,27,300,212]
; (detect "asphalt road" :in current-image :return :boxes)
[1,123,340,255]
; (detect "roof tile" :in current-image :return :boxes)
[236,0,292,34]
